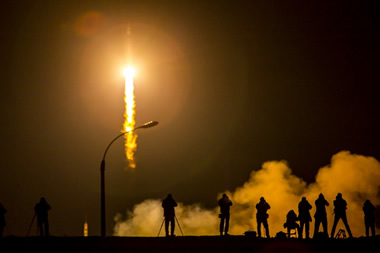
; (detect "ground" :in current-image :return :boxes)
[1,235,379,253]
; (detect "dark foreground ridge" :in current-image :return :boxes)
[1,235,379,253]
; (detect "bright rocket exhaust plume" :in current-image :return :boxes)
[114,151,380,237]
[123,66,137,169]
[123,24,138,170]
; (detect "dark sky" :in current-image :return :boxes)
[0,0,379,236]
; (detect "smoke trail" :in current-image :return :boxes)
[114,151,380,236]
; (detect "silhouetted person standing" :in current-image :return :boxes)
[34,197,51,237]
[0,203,6,238]
[313,193,329,238]
[363,200,376,237]
[162,194,177,237]
[218,194,232,236]
[298,197,312,239]
[256,197,270,238]
[331,193,352,238]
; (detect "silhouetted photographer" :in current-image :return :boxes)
[313,193,329,238]
[218,194,232,236]
[162,194,178,237]
[34,197,51,237]
[256,197,270,238]
[331,193,352,238]
[363,199,376,237]
[298,197,312,239]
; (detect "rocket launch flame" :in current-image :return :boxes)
[122,23,138,169]
[123,66,137,169]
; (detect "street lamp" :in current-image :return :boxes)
[100,120,158,237]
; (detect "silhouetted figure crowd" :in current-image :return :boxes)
[298,197,312,239]
[0,203,6,238]
[256,197,270,238]
[218,194,232,236]
[34,197,51,237]
[0,192,378,239]
[162,194,178,237]
[276,193,380,239]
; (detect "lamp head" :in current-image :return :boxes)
[138,121,159,129]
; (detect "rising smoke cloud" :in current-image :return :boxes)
[114,151,380,237]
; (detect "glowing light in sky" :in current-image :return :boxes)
[83,220,88,237]
[123,66,137,169]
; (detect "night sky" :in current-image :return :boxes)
[0,1,379,236]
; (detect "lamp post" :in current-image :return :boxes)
[100,121,158,237]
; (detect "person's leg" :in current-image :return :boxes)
[313,219,320,238]
[45,220,50,236]
[264,220,270,238]
[365,224,370,237]
[299,221,304,239]
[321,217,328,237]
[224,213,230,234]
[170,217,175,236]
[38,221,44,237]
[305,221,310,239]
[341,214,352,237]
[370,223,375,237]
[296,224,300,238]
[257,220,262,238]
[219,216,225,235]
[287,227,291,238]
[330,216,340,238]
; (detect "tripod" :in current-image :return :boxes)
[26,213,37,236]
[157,216,184,237]
[335,229,346,239]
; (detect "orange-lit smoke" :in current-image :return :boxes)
[114,200,219,236]
[123,66,137,169]
[114,151,380,236]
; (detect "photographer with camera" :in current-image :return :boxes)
[218,194,232,236]
[162,194,178,237]
[256,197,271,238]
